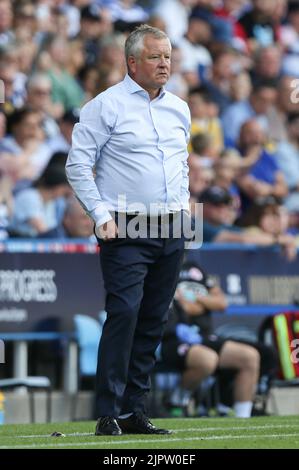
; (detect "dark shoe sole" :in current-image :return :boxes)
[119,428,172,435]
[95,431,122,436]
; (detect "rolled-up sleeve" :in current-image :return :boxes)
[65,97,116,227]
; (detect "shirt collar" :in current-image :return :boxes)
[123,74,166,99]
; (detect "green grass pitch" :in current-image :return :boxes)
[1,415,299,449]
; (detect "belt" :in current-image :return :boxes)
[115,211,181,224]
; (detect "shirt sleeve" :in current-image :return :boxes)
[181,104,191,212]
[65,97,116,228]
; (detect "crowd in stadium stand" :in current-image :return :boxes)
[0,0,299,253]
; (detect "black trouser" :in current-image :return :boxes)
[95,213,185,417]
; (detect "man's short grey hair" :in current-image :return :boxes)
[26,73,52,92]
[125,24,169,64]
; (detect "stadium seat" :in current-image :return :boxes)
[74,314,102,379]
[72,314,102,420]
[0,376,51,423]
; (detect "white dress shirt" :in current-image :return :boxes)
[66,74,191,229]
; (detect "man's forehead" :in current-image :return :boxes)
[143,36,171,52]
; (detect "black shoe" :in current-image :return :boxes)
[118,412,172,434]
[95,417,122,436]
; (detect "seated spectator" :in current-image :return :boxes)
[161,261,277,417]
[188,153,214,218]
[40,195,95,240]
[281,1,299,52]
[26,73,61,138]
[9,162,70,237]
[236,119,288,212]
[177,8,213,87]
[274,112,299,213]
[190,133,219,162]
[0,62,24,115]
[165,45,189,101]
[47,108,80,156]
[229,70,252,104]
[237,0,279,52]
[153,0,197,44]
[251,45,282,85]
[267,75,299,142]
[213,148,243,213]
[203,47,244,114]
[44,37,85,112]
[0,174,13,239]
[240,196,297,261]
[221,79,277,144]
[199,185,291,250]
[188,86,224,155]
[201,185,242,241]
[214,0,250,52]
[0,107,52,189]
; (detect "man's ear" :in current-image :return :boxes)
[127,55,137,74]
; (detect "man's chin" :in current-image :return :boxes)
[156,76,169,85]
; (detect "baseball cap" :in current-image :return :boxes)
[200,186,232,205]
[61,108,80,125]
[80,4,101,21]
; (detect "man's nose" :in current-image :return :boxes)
[159,56,169,66]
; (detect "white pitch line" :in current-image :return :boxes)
[15,423,299,439]
[1,432,299,449]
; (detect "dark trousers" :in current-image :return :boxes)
[95,216,185,417]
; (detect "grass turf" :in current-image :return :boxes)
[0,415,299,449]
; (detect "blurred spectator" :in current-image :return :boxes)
[79,3,112,66]
[154,0,197,44]
[109,0,149,32]
[177,8,213,87]
[240,196,297,261]
[47,108,80,155]
[26,73,61,137]
[251,45,282,84]
[188,86,223,154]
[281,0,299,52]
[221,79,277,144]
[9,162,70,237]
[229,70,252,103]
[66,38,86,81]
[190,133,218,161]
[200,184,289,247]
[203,47,244,114]
[188,152,214,199]
[95,35,126,93]
[0,174,13,240]
[44,36,85,112]
[267,75,299,142]
[0,0,14,47]
[214,0,250,52]
[213,148,243,212]
[274,112,299,213]
[0,107,51,187]
[165,45,189,100]
[237,0,280,52]
[78,65,101,100]
[236,119,288,210]
[40,195,95,239]
[0,62,25,114]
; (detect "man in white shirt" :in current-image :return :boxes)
[66,25,191,436]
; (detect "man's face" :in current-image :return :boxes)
[251,87,277,114]
[128,35,171,92]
